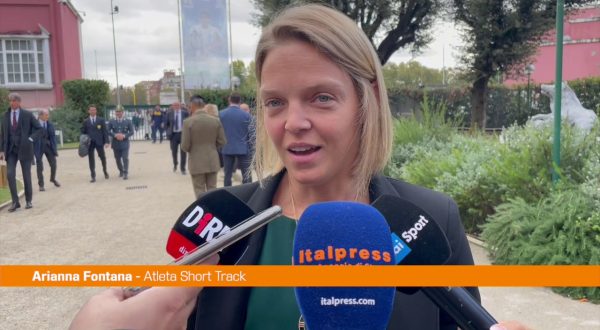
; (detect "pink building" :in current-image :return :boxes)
[0,0,83,110]
[506,5,600,85]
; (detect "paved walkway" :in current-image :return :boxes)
[0,141,598,329]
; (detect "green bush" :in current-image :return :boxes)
[481,187,600,302]
[50,105,84,143]
[62,79,111,118]
[388,76,600,127]
[394,121,599,233]
[0,87,8,111]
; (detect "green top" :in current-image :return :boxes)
[244,215,301,330]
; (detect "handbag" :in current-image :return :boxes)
[78,134,91,157]
[0,159,7,188]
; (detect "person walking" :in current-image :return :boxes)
[165,101,189,174]
[219,92,252,186]
[150,105,166,143]
[0,92,42,212]
[34,109,60,191]
[108,107,134,180]
[181,97,226,197]
[81,105,110,182]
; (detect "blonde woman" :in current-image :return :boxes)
[70,5,529,330]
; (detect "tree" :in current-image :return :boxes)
[251,0,442,64]
[231,60,247,86]
[451,0,593,129]
[382,61,445,89]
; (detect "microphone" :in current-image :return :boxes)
[166,189,256,265]
[293,202,396,330]
[372,195,497,330]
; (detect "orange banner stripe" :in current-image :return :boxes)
[0,265,598,287]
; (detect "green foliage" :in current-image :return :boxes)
[569,77,600,117]
[383,61,444,89]
[387,77,600,128]
[395,121,599,233]
[50,105,84,143]
[251,0,442,64]
[62,79,110,118]
[187,89,256,110]
[450,0,594,128]
[481,187,600,302]
[0,87,8,111]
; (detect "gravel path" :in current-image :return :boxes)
[0,141,598,329]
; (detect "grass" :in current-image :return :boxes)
[0,181,22,205]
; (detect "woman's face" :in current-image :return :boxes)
[260,40,361,187]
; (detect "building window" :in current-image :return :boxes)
[0,37,52,88]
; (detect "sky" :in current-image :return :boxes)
[70,0,463,87]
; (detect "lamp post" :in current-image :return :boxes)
[525,64,535,113]
[110,1,121,106]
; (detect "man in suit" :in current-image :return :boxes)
[108,107,134,180]
[165,101,189,175]
[81,105,110,182]
[219,92,252,186]
[34,109,60,191]
[181,96,226,198]
[0,93,42,212]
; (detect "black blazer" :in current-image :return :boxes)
[0,108,42,161]
[34,120,58,157]
[80,117,109,146]
[165,110,189,139]
[188,172,479,330]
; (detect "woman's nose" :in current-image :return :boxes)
[284,102,312,133]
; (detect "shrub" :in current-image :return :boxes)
[50,105,84,143]
[481,187,600,302]
[62,79,110,117]
[0,87,8,111]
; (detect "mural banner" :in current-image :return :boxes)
[181,0,230,89]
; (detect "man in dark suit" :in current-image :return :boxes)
[165,101,189,174]
[0,93,42,212]
[34,109,60,191]
[108,107,134,180]
[219,92,252,186]
[80,105,110,182]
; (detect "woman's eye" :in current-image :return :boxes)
[264,99,283,108]
[316,95,333,103]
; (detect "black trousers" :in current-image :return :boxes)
[222,154,252,187]
[6,151,33,204]
[170,132,186,171]
[113,146,130,175]
[88,141,107,178]
[35,145,57,187]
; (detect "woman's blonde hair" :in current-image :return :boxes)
[205,104,219,117]
[253,4,393,194]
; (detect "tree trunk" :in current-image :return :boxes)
[470,76,490,130]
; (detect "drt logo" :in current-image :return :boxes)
[182,206,231,241]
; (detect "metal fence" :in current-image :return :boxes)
[105,105,167,141]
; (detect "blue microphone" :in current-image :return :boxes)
[293,202,396,330]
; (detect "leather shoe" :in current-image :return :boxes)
[25,202,33,209]
[173,166,177,172]
[39,186,45,192]
[104,172,109,179]
[181,170,187,175]
[8,203,20,212]
[51,180,61,187]
[90,178,96,183]
[119,172,123,177]
[123,174,128,180]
